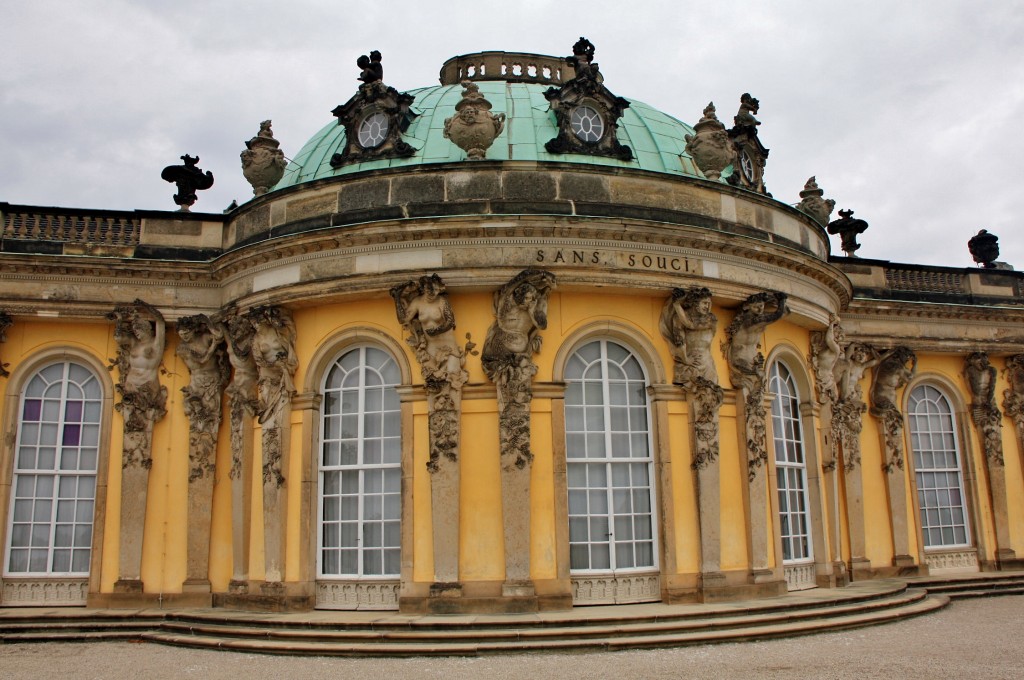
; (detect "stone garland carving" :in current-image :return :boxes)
[965,352,1003,466]
[684,103,735,181]
[107,300,168,468]
[659,286,723,470]
[330,50,416,167]
[543,37,633,161]
[249,306,298,486]
[1003,354,1024,433]
[218,308,261,479]
[796,176,836,227]
[481,270,556,469]
[0,311,12,377]
[833,342,883,471]
[869,346,917,472]
[176,315,230,481]
[443,81,506,160]
[723,292,789,480]
[391,274,474,472]
[240,120,287,196]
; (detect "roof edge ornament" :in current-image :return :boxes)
[330,51,417,169]
[439,51,571,86]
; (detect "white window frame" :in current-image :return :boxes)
[317,346,401,579]
[564,339,659,575]
[768,360,813,564]
[907,384,971,550]
[4,361,102,578]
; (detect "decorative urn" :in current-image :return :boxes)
[240,120,287,196]
[684,103,735,181]
[443,81,506,160]
[796,176,836,226]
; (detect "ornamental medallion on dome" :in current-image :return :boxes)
[330,51,417,168]
[726,93,770,194]
[543,37,633,161]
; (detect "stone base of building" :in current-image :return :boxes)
[849,558,926,581]
[212,580,314,612]
[399,579,572,614]
[697,570,788,603]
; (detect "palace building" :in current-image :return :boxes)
[1,40,1022,616]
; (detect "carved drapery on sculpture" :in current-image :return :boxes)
[796,176,836,227]
[833,342,882,471]
[330,51,416,167]
[444,81,506,160]
[723,292,788,480]
[219,308,261,479]
[869,346,917,472]
[726,93,769,194]
[249,306,298,487]
[482,270,555,469]
[176,315,230,481]
[391,274,473,473]
[241,120,287,196]
[965,352,1003,466]
[160,155,214,212]
[659,286,723,470]
[0,311,12,377]
[108,300,168,469]
[684,103,735,181]
[544,37,633,161]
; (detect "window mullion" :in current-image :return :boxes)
[356,347,367,575]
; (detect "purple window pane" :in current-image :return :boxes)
[65,401,83,422]
[62,424,81,446]
[23,399,41,421]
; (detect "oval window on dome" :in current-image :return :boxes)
[570,105,604,143]
[357,111,389,149]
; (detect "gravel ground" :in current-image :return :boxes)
[1,596,1022,680]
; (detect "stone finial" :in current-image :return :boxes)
[796,176,836,226]
[241,120,287,196]
[443,81,506,160]
[685,102,735,181]
[160,155,214,211]
[968,229,1000,268]
[827,209,869,257]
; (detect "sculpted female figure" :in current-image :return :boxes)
[659,286,719,390]
[810,314,844,403]
[391,274,467,388]
[249,306,298,425]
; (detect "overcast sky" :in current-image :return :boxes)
[2,1,1023,269]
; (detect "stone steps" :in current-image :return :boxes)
[910,571,1024,599]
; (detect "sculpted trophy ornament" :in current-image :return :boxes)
[444,81,506,160]
[482,270,555,469]
[723,292,789,480]
[176,315,230,481]
[869,346,917,472]
[240,120,287,196]
[965,352,1004,465]
[827,209,869,257]
[796,176,836,227]
[684,103,735,181]
[968,229,1004,269]
[659,286,723,469]
[160,154,214,211]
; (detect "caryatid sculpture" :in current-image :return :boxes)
[391,274,472,472]
[869,346,916,471]
[249,305,298,486]
[482,269,556,469]
[965,352,1003,465]
[832,342,882,471]
[176,315,230,481]
[109,299,168,469]
[809,314,844,405]
[1003,354,1024,430]
[659,286,723,469]
[723,291,789,479]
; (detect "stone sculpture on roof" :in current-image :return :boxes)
[160,155,214,211]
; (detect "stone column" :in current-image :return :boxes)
[107,301,168,594]
[391,275,471,597]
[249,306,298,591]
[481,270,555,598]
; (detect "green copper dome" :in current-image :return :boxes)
[274,80,701,191]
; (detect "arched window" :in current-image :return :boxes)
[318,346,401,578]
[907,384,970,548]
[5,361,102,576]
[564,340,657,575]
[768,361,813,567]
